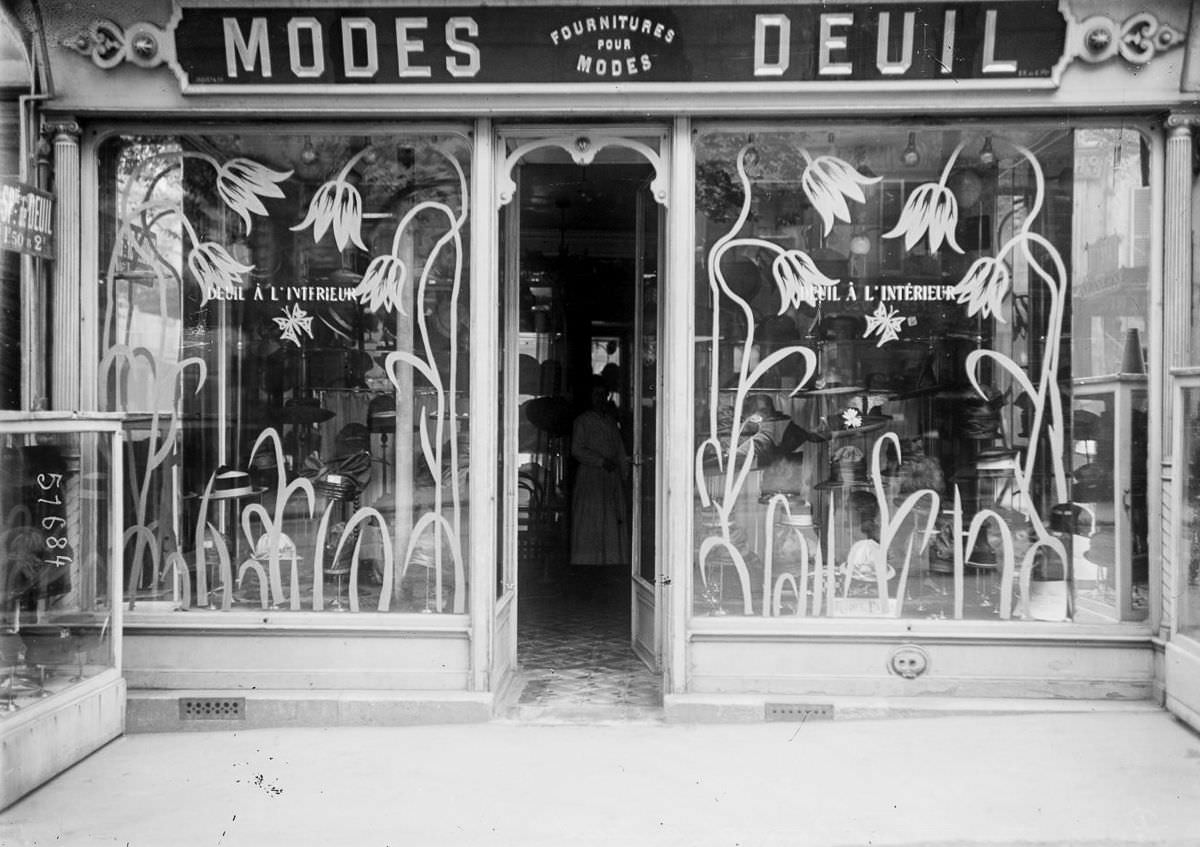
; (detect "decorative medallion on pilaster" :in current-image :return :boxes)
[62,18,172,69]
[1072,11,1186,67]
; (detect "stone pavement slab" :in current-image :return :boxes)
[3,711,1200,846]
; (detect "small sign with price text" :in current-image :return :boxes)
[0,178,54,260]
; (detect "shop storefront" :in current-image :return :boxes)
[4,0,1200,805]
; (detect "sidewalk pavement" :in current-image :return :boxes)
[3,707,1200,847]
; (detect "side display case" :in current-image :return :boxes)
[0,414,126,809]
[1070,375,1149,622]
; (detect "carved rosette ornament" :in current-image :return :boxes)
[1075,11,1185,66]
[63,19,172,69]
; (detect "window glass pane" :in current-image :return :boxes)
[99,131,472,614]
[693,124,1149,621]
[1,430,114,714]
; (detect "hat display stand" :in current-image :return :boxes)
[936,383,1015,610]
[186,467,266,606]
[368,395,397,495]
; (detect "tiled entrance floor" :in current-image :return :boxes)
[506,567,662,721]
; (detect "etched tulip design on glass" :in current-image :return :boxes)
[354,254,408,314]
[772,250,839,310]
[182,222,254,305]
[215,158,292,234]
[800,153,882,236]
[949,255,1011,322]
[883,141,966,254]
[291,150,370,251]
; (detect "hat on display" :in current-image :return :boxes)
[816,445,870,489]
[760,453,807,498]
[518,354,541,395]
[334,423,371,455]
[816,313,865,341]
[844,539,895,582]
[277,396,336,425]
[939,383,1004,440]
[745,393,791,423]
[525,396,573,436]
[210,465,263,499]
[721,258,764,301]
[368,395,398,433]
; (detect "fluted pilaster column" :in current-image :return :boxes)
[1158,112,1199,637]
[47,119,81,411]
[1164,114,1198,434]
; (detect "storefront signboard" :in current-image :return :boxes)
[170,2,1069,92]
[0,178,54,260]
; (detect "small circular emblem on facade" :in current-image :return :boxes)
[888,644,930,679]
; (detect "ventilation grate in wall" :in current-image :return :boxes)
[178,697,246,720]
[764,702,834,722]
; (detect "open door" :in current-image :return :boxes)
[490,157,522,697]
[630,185,663,670]
[495,129,669,692]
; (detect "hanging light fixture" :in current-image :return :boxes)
[299,136,318,165]
[978,136,996,166]
[901,132,920,167]
[854,146,877,179]
[742,133,761,177]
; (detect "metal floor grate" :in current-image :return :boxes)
[178,697,246,720]
[764,702,834,722]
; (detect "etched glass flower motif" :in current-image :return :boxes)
[950,256,1010,322]
[291,178,367,251]
[801,155,881,236]
[772,249,839,309]
[883,182,963,254]
[215,158,292,234]
[187,242,253,304]
[353,254,408,313]
[274,304,315,347]
[863,301,906,347]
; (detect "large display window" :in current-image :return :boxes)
[97,129,472,615]
[692,123,1151,622]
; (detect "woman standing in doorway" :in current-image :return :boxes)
[570,376,630,586]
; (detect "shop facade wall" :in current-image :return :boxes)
[683,628,1154,702]
[9,0,1198,715]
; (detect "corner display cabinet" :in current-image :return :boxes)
[1070,373,1149,623]
[1168,369,1200,732]
[0,414,127,809]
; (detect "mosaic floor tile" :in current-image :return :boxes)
[514,570,663,713]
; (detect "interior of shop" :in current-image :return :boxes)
[508,156,663,710]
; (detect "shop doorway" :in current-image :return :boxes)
[495,131,666,711]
